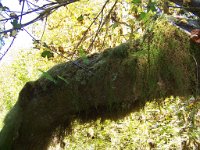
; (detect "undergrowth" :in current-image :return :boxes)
[49,96,200,150]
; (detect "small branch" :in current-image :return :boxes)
[20,0,26,24]
[101,24,109,49]
[74,0,110,50]
[23,28,36,40]
[0,0,78,35]
[0,37,16,61]
[87,0,119,51]
[0,14,43,34]
[40,17,48,41]
[26,0,40,9]
[0,2,55,22]
[0,0,79,23]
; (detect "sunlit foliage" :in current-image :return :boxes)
[0,49,56,129]
[58,97,200,150]
[35,0,159,60]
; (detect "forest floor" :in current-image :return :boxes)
[47,96,200,150]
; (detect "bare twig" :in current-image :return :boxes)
[40,17,48,41]
[0,0,79,31]
[74,0,110,50]
[0,13,44,34]
[0,0,79,35]
[87,0,119,51]
[0,37,16,61]
[23,28,36,39]
[0,2,56,22]
[101,24,109,49]
[87,7,104,51]
[20,0,26,24]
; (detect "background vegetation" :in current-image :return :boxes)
[0,49,56,129]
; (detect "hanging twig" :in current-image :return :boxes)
[87,0,119,51]
[19,0,26,25]
[40,17,48,41]
[74,0,110,51]
[0,37,16,61]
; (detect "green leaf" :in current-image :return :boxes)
[112,23,118,29]
[11,19,21,29]
[77,15,84,22]
[41,50,54,59]
[38,69,57,84]
[139,12,147,20]
[57,75,69,84]
[78,46,89,65]
[147,2,157,12]
[132,0,141,4]
[82,56,89,65]
[78,46,85,56]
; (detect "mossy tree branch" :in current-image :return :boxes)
[0,19,199,149]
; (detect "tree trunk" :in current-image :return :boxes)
[0,19,199,150]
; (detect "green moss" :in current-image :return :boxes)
[0,103,23,150]
[134,18,194,98]
[109,43,129,59]
[0,17,198,149]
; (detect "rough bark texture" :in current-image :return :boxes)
[0,19,199,150]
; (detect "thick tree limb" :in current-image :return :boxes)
[0,19,199,149]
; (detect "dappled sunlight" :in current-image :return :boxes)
[0,0,200,149]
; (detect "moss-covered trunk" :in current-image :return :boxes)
[0,19,199,150]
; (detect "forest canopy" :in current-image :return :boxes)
[0,0,199,61]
